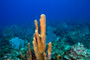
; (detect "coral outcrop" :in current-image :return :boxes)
[63,43,90,60]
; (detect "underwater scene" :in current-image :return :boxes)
[0,0,90,60]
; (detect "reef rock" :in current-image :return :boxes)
[63,43,90,60]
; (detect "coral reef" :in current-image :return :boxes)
[63,43,90,60]
[3,25,33,41]
[1,14,90,60]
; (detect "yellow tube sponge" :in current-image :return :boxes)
[32,14,52,60]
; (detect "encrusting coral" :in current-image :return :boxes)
[62,43,90,60]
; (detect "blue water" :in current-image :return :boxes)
[0,0,90,59]
[0,0,90,28]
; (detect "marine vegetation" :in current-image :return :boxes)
[1,14,90,60]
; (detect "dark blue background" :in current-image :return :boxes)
[0,0,90,28]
